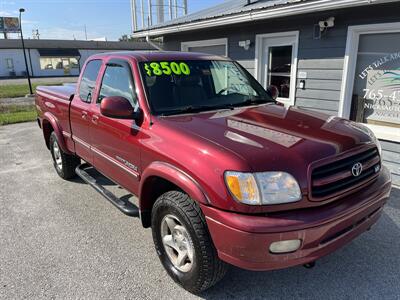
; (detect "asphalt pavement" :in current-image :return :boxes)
[0,122,399,299]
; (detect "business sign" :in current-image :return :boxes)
[360,52,400,126]
[0,17,20,33]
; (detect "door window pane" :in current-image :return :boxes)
[351,32,400,129]
[98,64,137,107]
[268,45,292,99]
[79,59,102,103]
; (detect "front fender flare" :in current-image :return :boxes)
[139,161,209,210]
[43,112,72,155]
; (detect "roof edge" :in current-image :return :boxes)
[133,0,398,38]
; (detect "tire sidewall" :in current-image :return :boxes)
[152,197,204,291]
[49,132,65,178]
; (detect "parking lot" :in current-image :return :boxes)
[0,122,399,299]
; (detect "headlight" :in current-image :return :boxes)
[352,123,382,157]
[225,171,301,205]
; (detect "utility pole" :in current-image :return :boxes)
[84,24,88,40]
[19,8,33,95]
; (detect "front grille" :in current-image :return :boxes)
[310,147,380,200]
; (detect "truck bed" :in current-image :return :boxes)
[35,84,78,155]
[36,84,76,102]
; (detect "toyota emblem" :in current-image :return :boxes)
[351,162,363,177]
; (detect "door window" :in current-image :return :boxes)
[78,59,102,103]
[268,45,292,99]
[350,32,400,131]
[98,63,137,107]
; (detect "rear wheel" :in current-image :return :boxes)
[49,132,80,180]
[151,191,228,294]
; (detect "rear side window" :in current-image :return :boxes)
[79,59,102,103]
[98,63,137,107]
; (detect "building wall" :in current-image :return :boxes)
[0,49,33,77]
[162,3,400,186]
[0,49,124,78]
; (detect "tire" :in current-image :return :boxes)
[151,191,228,294]
[49,131,80,180]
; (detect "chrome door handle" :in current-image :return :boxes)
[81,111,88,119]
[92,115,99,124]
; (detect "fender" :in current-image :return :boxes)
[42,111,73,155]
[139,161,209,210]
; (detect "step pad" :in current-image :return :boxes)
[75,163,140,217]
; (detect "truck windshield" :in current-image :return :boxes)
[139,60,273,116]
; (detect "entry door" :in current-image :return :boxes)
[258,32,298,106]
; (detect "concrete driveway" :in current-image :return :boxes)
[0,122,399,299]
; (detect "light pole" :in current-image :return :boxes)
[19,8,33,95]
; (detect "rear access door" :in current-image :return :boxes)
[70,59,103,163]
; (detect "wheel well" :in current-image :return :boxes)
[42,120,54,150]
[140,176,182,228]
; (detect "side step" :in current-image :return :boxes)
[75,163,140,217]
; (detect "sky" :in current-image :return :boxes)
[0,0,226,41]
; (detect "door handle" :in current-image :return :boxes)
[92,115,99,124]
[81,111,88,119]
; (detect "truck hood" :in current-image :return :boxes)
[156,104,373,190]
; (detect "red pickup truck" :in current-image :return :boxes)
[35,51,392,293]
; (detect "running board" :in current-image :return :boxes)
[75,163,139,217]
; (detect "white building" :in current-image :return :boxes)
[0,39,153,78]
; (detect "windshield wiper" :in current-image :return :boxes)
[228,97,271,108]
[160,105,226,116]
[159,98,270,116]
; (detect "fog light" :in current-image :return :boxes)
[269,239,301,254]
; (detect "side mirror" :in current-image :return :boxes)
[100,96,138,119]
[267,85,279,101]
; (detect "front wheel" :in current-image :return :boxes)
[49,132,80,180]
[151,191,228,294]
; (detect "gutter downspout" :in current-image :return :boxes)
[146,35,163,51]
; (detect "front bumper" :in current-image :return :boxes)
[201,167,392,271]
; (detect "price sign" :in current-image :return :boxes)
[144,62,191,76]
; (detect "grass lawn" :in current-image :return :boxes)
[0,82,63,98]
[0,105,37,125]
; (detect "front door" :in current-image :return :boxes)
[70,59,102,163]
[257,32,298,106]
[90,58,141,194]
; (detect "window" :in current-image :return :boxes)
[351,33,400,130]
[139,60,272,115]
[181,38,228,56]
[341,23,400,142]
[78,59,102,103]
[6,58,14,70]
[39,57,79,70]
[98,63,137,107]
